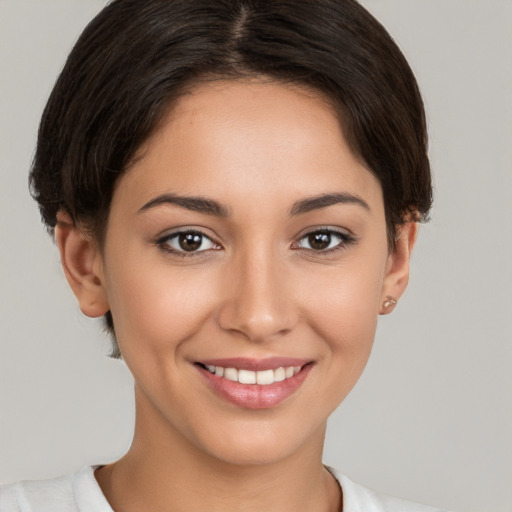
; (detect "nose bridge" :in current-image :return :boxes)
[217,237,295,342]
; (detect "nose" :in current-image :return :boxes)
[216,246,297,343]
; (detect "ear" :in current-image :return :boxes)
[379,221,418,315]
[54,211,109,318]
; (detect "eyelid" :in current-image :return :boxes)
[153,225,356,258]
[292,226,357,253]
[155,228,222,257]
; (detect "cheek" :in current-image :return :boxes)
[297,252,387,391]
[103,247,220,358]
[303,257,385,341]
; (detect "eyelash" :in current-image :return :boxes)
[155,227,356,258]
[292,228,357,254]
[155,230,220,259]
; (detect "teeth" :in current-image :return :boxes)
[204,364,303,385]
[256,369,274,385]
[239,369,256,384]
[224,368,238,381]
[273,367,286,382]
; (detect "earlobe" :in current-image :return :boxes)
[54,211,109,318]
[379,221,418,315]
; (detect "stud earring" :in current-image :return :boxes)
[382,296,397,308]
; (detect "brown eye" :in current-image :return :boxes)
[295,229,354,252]
[178,232,203,251]
[158,230,218,255]
[307,232,332,250]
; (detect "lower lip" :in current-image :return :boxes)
[197,364,313,410]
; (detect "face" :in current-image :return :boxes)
[83,80,405,465]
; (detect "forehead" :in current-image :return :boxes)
[157,78,345,159]
[115,79,383,215]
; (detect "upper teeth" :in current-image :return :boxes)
[205,365,302,385]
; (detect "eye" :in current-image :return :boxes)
[157,230,219,255]
[294,229,355,252]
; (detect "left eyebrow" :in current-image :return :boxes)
[290,193,370,215]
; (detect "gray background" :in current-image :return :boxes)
[1,1,511,511]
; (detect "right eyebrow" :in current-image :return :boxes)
[138,193,229,217]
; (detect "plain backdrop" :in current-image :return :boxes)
[1,1,511,511]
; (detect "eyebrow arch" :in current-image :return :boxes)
[290,193,370,215]
[138,194,229,217]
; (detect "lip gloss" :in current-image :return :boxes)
[196,358,313,409]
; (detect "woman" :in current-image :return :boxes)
[0,1,446,510]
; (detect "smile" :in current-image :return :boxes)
[196,358,313,409]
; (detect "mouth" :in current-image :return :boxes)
[195,358,314,409]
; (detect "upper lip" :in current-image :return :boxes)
[197,357,312,371]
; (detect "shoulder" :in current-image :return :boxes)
[0,473,75,512]
[326,467,451,512]
[0,466,112,512]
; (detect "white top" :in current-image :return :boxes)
[0,465,450,512]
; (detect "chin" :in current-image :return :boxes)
[205,438,303,467]
[188,415,326,467]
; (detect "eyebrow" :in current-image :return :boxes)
[138,194,229,217]
[138,191,369,217]
[289,193,370,215]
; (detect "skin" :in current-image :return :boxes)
[56,79,417,512]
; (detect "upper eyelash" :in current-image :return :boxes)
[155,227,356,258]
[155,230,219,258]
[294,228,357,253]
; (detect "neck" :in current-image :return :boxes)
[95,386,341,512]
